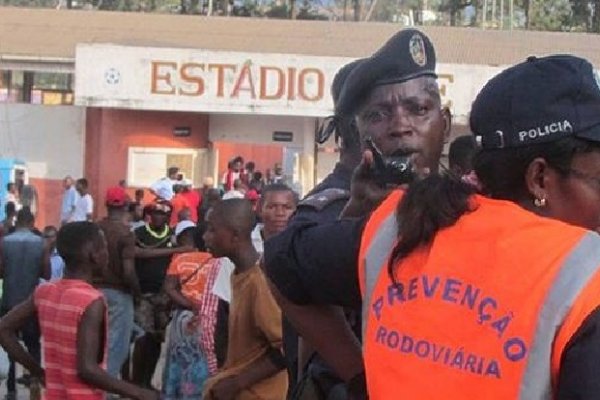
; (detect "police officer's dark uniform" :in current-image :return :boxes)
[284,59,363,400]
[285,174,355,400]
[293,168,352,225]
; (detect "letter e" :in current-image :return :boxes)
[151,61,177,95]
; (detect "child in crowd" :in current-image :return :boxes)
[0,222,158,400]
[162,221,219,399]
[203,199,287,400]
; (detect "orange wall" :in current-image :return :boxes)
[85,108,209,218]
[214,141,284,181]
[30,177,62,229]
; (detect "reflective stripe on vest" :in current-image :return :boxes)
[519,232,600,399]
[362,211,396,340]
[362,217,600,398]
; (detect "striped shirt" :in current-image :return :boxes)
[34,280,107,400]
[199,259,221,375]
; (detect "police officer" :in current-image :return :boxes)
[286,59,364,399]
[266,28,451,399]
[266,48,600,399]
[295,58,364,225]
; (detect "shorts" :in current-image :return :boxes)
[134,292,171,340]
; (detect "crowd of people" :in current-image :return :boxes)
[221,157,287,202]
[0,26,600,400]
[0,161,299,399]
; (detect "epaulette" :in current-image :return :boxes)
[298,188,350,212]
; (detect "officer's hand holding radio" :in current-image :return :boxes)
[341,137,419,218]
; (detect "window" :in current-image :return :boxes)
[0,70,23,103]
[127,147,210,188]
[0,70,74,105]
[31,72,74,105]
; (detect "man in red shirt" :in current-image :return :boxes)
[180,180,200,223]
[169,184,191,227]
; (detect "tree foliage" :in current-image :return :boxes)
[3,0,600,33]
[1,0,55,6]
[528,0,572,31]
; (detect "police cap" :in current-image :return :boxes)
[472,55,600,149]
[336,28,437,117]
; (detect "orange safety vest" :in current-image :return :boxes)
[358,190,600,399]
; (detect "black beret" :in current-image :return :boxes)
[316,58,365,144]
[336,29,437,117]
[331,58,365,104]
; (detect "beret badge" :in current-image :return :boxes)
[409,34,427,67]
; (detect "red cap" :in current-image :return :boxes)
[106,186,128,207]
[245,189,260,201]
